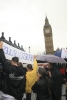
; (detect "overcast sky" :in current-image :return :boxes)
[0,0,67,54]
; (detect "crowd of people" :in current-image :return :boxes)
[0,41,66,100]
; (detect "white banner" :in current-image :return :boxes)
[3,42,34,64]
[61,49,67,58]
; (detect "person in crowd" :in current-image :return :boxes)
[44,65,48,71]
[18,62,23,67]
[64,64,67,81]
[47,63,63,100]
[44,64,49,72]
[25,56,38,100]
[19,62,27,74]
[18,62,27,100]
[32,67,52,100]
[0,41,26,100]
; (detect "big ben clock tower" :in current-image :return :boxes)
[43,16,54,54]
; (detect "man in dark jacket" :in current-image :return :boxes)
[0,41,26,100]
[48,63,63,100]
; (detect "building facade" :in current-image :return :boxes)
[43,17,54,54]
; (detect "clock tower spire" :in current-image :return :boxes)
[43,17,54,54]
[45,16,48,23]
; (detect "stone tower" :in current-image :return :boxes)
[43,16,54,54]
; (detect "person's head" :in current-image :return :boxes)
[11,57,19,66]
[26,64,33,71]
[47,63,54,69]
[18,62,23,68]
[44,64,48,69]
[37,67,47,79]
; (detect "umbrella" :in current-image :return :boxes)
[36,55,66,64]
[54,50,62,57]
[54,49,67,59]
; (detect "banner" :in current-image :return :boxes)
[3,42,34,64]
[61,49,67,58]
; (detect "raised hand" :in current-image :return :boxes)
[34,55,36,59]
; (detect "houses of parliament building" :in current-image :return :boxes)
[43,16,54,54]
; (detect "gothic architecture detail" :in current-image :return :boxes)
[43,16,54,54]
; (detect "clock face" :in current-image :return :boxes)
[45,29,50,33]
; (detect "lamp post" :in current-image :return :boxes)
[28,46,30,53]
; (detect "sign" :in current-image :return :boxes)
[61,49,67,58]
[3,42,34,64]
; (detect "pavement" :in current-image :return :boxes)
[0,91,2,100]
[0,92,36,100]
[0,91,66,100]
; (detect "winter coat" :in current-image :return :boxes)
[32,77,52,100]
[50,68,63,99]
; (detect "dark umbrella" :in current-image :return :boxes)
[36,55,66,64]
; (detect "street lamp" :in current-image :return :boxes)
[28,46,30,53]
